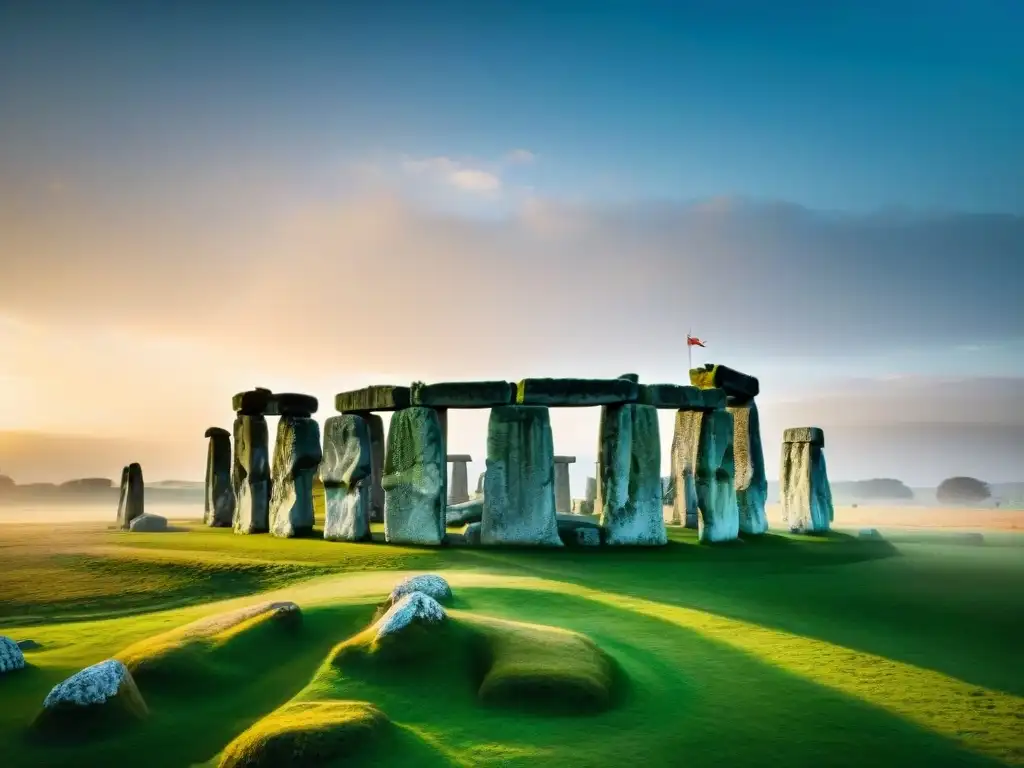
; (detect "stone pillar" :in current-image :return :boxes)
[233,415,270,534]
[482,406,562,546]
[670,408,740,543]
[729,399,769,535]
[383,407,446,545]
[116,462,144,530]
[269,415,323,539]
[475,470,486,498]
[447,454,472,505]
[553,455,576,515]
[596,405,666,545]
[365,414,386,523]
[321,414,373,541]
[583,476,597,515]
[669,411,701,528]
[781,427,833,534]
[204,427,234,528]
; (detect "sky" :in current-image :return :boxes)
[1,0,1022,491]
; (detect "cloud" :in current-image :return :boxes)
[401,155,502,193]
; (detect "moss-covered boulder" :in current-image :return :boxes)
[35,659,148,737]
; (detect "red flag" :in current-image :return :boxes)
[687,335,706,348]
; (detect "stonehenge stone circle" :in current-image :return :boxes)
[269,396,322,539]
[447,453,472,505]
[321,414,373,542]
[116,462,144,530]
[204,426,234,528]
[382,406,446,545]
[780,427,834,534]
[553,454,576,515]
[483,405,562,546]
[597,401,666,545]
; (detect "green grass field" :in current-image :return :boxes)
[1,519,1023,767]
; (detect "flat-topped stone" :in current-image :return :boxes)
[447,454,472,462]
[618,373,640,383]
[554,455,577,463]
[335,385,411,413]
[784,427,825,447]
[204,426,230,439]
[410,380,513,409]
[266,393,319,417]
[232,388,274,415]
[639,384,725,411]
[689,364,759,402]
[515,378,639,407]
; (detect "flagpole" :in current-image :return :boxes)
[687,327,692,371]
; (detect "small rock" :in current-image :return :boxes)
[389,574,452,604]
[129,513,168,532]
[42,659,146,714]
[17,639,42,651]
[375,592,447,639]
[0,636,26,673]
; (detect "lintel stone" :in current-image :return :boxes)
[447,454,472,462]
[411,380,513,409]
[335,385,411,413]
[515,378,639,407]
[783,427,825,447]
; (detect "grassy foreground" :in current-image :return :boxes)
[1,520,1023,767]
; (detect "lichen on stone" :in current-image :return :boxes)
[43,659,132,709]
[382,407,446,546]
[389,574,453,604]
[374,592,447,639]
[0,635,26,674]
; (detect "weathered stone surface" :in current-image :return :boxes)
[585,476,597,504]
[365,414,385,523]
[0,636,26,674]
[411,380,512,408]
[669,411,700,528]
[446,498,483,526]
[463,521,482,545]
[116,463,144,531]
[618,373,640,383]
[266,392,319,418]
[638,384,725,411]
[205,427,234,528]
[597,404,666,545]
[39,659,147,726]
[475,470,486,496]
[233,415,270,534]
[553,455,576,515]
[575,527,601,546]
[129,513,167,532]
[661,475,676,505]
[781,432,834,534]
[270,416,323,538]
[373,592,447,640]
[389,574,453,604]
[556,513,602,544]
[383,407,445,545]
[448,455,470,505]
[232,388,274,415]
[515,378,639,407]
[671,410,740,541]
[784,426,826,447]
[482,406,562,546]
[729,400,769,535]
[321,415,373,542]
[689,364,760,402]
[335,385,410,413]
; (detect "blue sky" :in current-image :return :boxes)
[0,1,1021,485]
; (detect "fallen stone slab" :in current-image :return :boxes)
[729,400,769,535]
[204,426,234,528]
[233,415,271,534]
[321,414,373,542]
[638,384,725,411]
[270,416,323,538]
[335,385,411,413]
[129,513,168,532]
[0,636,26,674]
[116,462,144,531]
[514,378,639,407]
[411,380,513,408]
[446,498,483,527]
[689,364,760,402]
[232,387,274,415]
[781,429,834,534]
[36,659,147,732]
[383,407,446,545]
[266,392,319,418]
[784,426,826,447]
[482,405,562,546]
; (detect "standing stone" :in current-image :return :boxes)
[553,455,576,515]
[475,470,486,498]
[116,463,144,531]
[321,414,372,542]
[482,406,562,546]
[383,407,445,545]
[447,454,471,505]
[669,411,701,528]
[729,400,769,535]
[671,409,739,542]
[780,427,834,534]
[233,415,270,534]
[204,427,234,528]
[365,414,386,523]
[270,416,323,538]
[597,404,666,545]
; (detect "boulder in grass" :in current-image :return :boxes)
[129,513,168,532]
[388,574,453,605]
[514,378,639,407]
[410,380,513,409]
[36,659,147,733]
[373,592,447,640]
[335,385,411,414]
[0,636,26,674]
